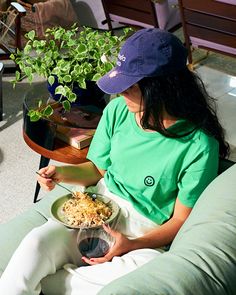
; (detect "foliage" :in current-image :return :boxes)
[11,25,132,121]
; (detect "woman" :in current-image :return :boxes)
[0,28,229,295]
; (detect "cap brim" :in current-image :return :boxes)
[97,68,143,94]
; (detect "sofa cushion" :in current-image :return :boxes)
[99,163,236,295]
[98,253,224,295]
[0,209,47,273]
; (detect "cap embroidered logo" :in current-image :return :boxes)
[109,70,118,78]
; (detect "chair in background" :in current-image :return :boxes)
[101,0,181,32]
[0,2,26,72]
[15,0,78,41]
[178,0,236,69]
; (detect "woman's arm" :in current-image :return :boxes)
[37,161,106,191]
[82,198,192,265]
[131,198,192,249]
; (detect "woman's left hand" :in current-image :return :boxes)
[82,224,134,265]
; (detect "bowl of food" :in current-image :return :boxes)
[51,191,120,229]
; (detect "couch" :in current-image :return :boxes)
[0,159,236,294]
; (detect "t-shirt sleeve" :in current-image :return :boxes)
[86,103,113,170]
[177,144,219,208]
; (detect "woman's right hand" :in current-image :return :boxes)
[37,165,64,191]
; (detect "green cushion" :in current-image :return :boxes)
[98,254,223,295]
[99,164,236,295]
[0,209,47,272]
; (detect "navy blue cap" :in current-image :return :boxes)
[97,28,188,94]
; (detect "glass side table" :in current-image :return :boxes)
[23,82,103,202]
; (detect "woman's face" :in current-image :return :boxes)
[121,84,144,113]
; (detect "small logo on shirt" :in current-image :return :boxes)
[144,176,155,187]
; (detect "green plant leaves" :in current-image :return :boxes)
[63,75,72,83]
[62,100,71,111]
[48,75,55,86]
[27,109,41,122]
[91,73,102,81]
[11,25,133,121]
[77,44,87,54]
[27,30,35,41]
[28,104,53,122]
[43,105,54,117]
[15,71,21,81]
[55,85,66,96]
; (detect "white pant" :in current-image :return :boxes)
[0,179,163,295]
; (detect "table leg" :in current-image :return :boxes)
[33,155,50,203]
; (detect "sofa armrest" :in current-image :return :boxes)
[0,210,47,273]
[99,163,236,295]
[98,253,223,295]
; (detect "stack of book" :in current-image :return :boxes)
[56,126,96,149]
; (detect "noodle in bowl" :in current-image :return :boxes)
[62,192,112,227]
[51,192,120,229]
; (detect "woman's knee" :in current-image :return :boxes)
[20,227,51,255]
[20,220,77,260]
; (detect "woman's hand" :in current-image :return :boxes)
[82,224,135,265]
[37,162,105,191]
[37,165,63,191]
[82,199,193,266]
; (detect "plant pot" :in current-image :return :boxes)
[47,76,107,111]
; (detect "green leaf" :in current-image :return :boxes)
[28,73,34,83]
[15,71,21,81]
[62,100,71,111]
[77,77,86,89]
[67,92,77,102]
[24,44,32,54]
[48,75,55,86]
[38,99,43,108]
[27,30,36,41]
[10,53,15,60]
[55,85,66,96]
[104,62,113,72]
[77,44,87,54]
[24,66,32,77]
[28,110,41,122]
[43,105,54,117]
[91,73,102,81]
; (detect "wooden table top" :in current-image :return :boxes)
[23,131,89,164]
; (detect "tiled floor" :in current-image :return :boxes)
[196,66,236,161]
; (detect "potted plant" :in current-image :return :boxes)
[11,25,132,121]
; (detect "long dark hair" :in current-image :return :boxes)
[138,67,229,158]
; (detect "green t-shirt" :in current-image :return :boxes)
[87,97,219,224]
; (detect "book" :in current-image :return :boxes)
[51,105,102,129]
[56,126,96,149]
